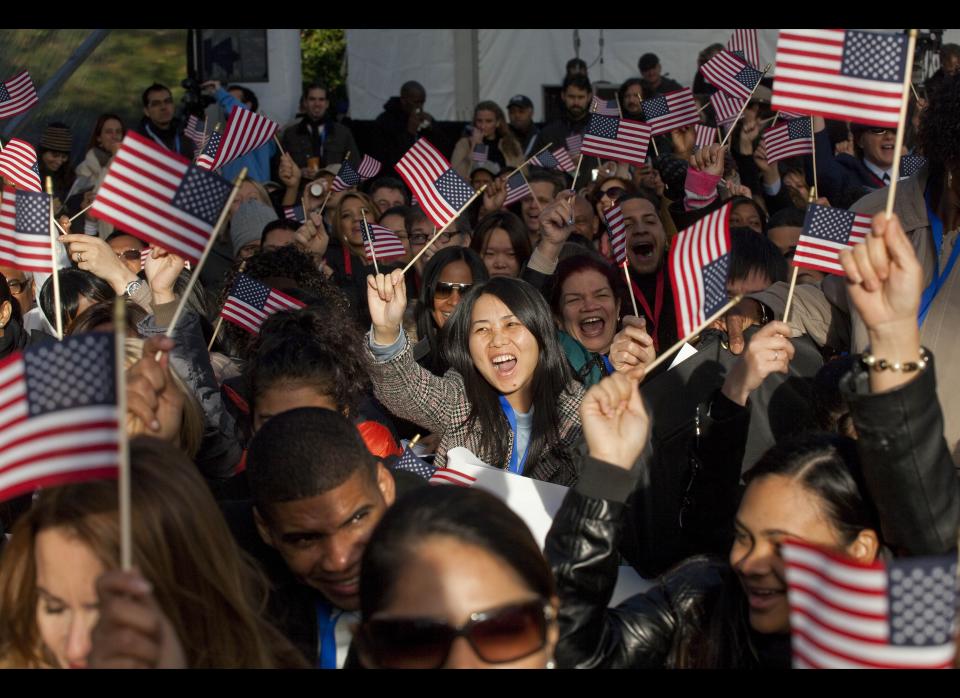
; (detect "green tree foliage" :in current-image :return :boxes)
[300,29,346,101]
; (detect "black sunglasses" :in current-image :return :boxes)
[601,186,627,199]
[434,281,472,299]
[115,249,142,262]
[866,127,894,135]
[358,598,554,669]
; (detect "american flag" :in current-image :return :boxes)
[503,170,532,207]
[761,117,814,164]
[581,114,652,167]
[778,109,806,120]
[183,114,207,151]
[361,220,407,263]
[900,154,927,179]
[793,203,870,275]
[139,247,189,272]
[701,49,764,102]
[284,204,305,223]
[0,333,119,503]
[196,106,279,172]
[194,131,221,170]
[0,187,53,273]
[771,29,909,128]
[91,131,233,265]
[428,465,477,487]
[591,96,620,116]
[357,154,382,180]
[0,71,39,120]
[669,201,732,338]
[782,539,957,669]
[220,273,306,335]
[471,143,489,163]
[566,134,583,158]
[0,138,42,192]
[694,124,718,149]
[332,160,361,192]
[531,147,575,173]
[392,446,436,480]
[602,204,627,265]
[727,29,761,69]
[710,91,746,127]
[642,88,701,137]
[395,139,476,230]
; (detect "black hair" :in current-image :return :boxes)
[403,206,429,233]
[811,355,859,438]
[86,113,126,153]
[616,189,663,214]
[400,81,425,97]
[617,78,645,115]
[247,305,369,419]
[0,274,22,328]
[378,205,409,224]
[247,407,378,521]
[526,168,565,198]
[141,83,171,107]
[728,196,768,234]
[301,81,328,101]
[367,177,409,205]
[227,84,258,113]
[415,246,489,376]
[917,74,960,202]
[67,299,147,337]
[565,57,588,74]
[767,206,806,230]
[39,269,114,329]
[359,486,553,619]
[441,277,575,471]
[259,219,300,247]
[470,211,533,276]
[638,53,659,72]
[561,74,592,94]
[105,230,143,246]
[728,227,788,288]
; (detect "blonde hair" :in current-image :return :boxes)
[475,100,523,165]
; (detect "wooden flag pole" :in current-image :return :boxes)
[401,184,489,275]
[113,296,132,571]
[505,142,554,181]
[317,189,333,218]
[769,113,779,130]
[784,189,818,324]
[644,294,744,373]
[272,133,286,156]
[621,261,640,316]
[360,208,380,275]
[719,64,772,148]
[886,30,919,219]
[651,138,660,158]
[195,122,221,164]
[697,102,710,115]
[207,259,247,351]
[810,115,819,201]
[570,152,584,192]
[68,203,93,223]
[154,168,249,361]
[45,177,63,340]
[614,93,623,118]
[910,82,921,102]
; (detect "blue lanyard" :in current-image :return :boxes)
[144,123,181,155]
[601,354,614,375]
[498,395,529,475]
[919,187,960,326]
[316,600,342,669]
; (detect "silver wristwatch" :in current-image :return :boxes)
[124,279,144,297]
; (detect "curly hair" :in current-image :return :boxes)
[246,305,371,419]
[917,73,960,180]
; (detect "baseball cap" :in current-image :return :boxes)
[508,95,533,109]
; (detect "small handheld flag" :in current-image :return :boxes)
[220,273,306,335]
[792,203,871,275]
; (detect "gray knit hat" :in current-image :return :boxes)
[230,200,278,256]
[39,123,72,152]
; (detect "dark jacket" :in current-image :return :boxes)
[323,236,370,329]
[545,352,958,668]
[133,117,196,160]
[534,114,598,190]
[370,96,445,176]
[813,128,883,207]
[279,117,359,170]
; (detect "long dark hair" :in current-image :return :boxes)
[85,113,126,153]
[415,246,488,375]
[679,432,879,668]
[39,269,114,330]
[469,211,532,276]
[442,277,575,470]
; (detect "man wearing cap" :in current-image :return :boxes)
[470,161,500,191]
[135,83,196,160]
[507,95,540,158]
[638,53,683,98]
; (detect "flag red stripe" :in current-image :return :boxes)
[0,467,119,504]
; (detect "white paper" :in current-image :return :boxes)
[668,342,698,370]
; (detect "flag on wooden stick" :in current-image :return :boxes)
[395,138,476,230]
[761,118,814,164]
[701,50,764,101]
[0,186,54,273]
[792,203,870,275]
[196,106,279,171]
[581,114,652,167]
[602,204,628,265]
[220,273,306,335]
[694,124,718,149]
[0,138,42,192]
[727,29,760,69]
[531,147,575,173]
[0,71,39,120]
[641,88,701,136]
[503,170,532,206]
[357,154,382,180]
[591,96,620,116]
[710,91,746,127]
[360,220,407,263]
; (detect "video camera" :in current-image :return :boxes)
[180,77,214,119]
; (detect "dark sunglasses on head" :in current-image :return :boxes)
[601,186,626,199]
[116,250,142,262]
[358,599,554,669]
[434,281,472,299]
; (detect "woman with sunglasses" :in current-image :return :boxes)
[589,177,634,228]
[356,486,559,669]
[367,270,583,485]
[414,246,489,377]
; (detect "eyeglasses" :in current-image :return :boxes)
[4,279,26,294]
[866,127,894,136]
[409,233,429,246]
[434,281,472,299]
[600,186,626,200]
[115,250,142,262]
[358,599,554,669]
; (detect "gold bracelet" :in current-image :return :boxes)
[860,347,929,373]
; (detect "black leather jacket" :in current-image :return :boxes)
[545,354,959,669]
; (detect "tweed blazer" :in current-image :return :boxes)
[366,331,585,486]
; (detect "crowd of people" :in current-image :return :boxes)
[0,36,958,669]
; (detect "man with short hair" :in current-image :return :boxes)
[470,161,500,191]
[521,170,564,246]
[228,407,422,668]
[534,75,598,190]
[638,53,683,98]
[925,43,960,94]
[566,57,589,79]
[368,177,409,212]
[572,194,599,243]
[105,232,146,276]
[0,266,33,315]
[370,80,445,176]
[280,83,359,181]
[134,83,196,159]
[765,207,806,256]
[507,95,540,157]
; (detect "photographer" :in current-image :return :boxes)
[134,83,196,159]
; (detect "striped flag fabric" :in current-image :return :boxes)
[220,273,306,335]
[793,203,870,275]
[771,29,909,128]
[694,124,718,149]
[0,332,119,503]
[701,49,764,101]
[392,446,436,480]
[395,138,476,230]
[428,465,477,487]
[197,106,279,172]
[471,143,489,163]
[900,154,927,179]
[710,91,746,127]
[602,204,627,265]
[361,220,407,263]
[0,138,42,192]
[761,117,814,164]
[503,170,532,207]
[778,109,806,120]
[727,29,760,69]
[0,71,39,120]
[641,88,701,137]
[591,96,620,116]
[782,539,957,669]
[183,114,207,151]
[90,131,233,265]
[195,131,221,170]
[0,187,53,273]
[332,160,361,192]
[139,247,189,272]
[581,114,652,167]
[283,203,305,224]
[566,134,583,158]
[532,147,575,174]
[357,154,382,180]
[668,201,732,338]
